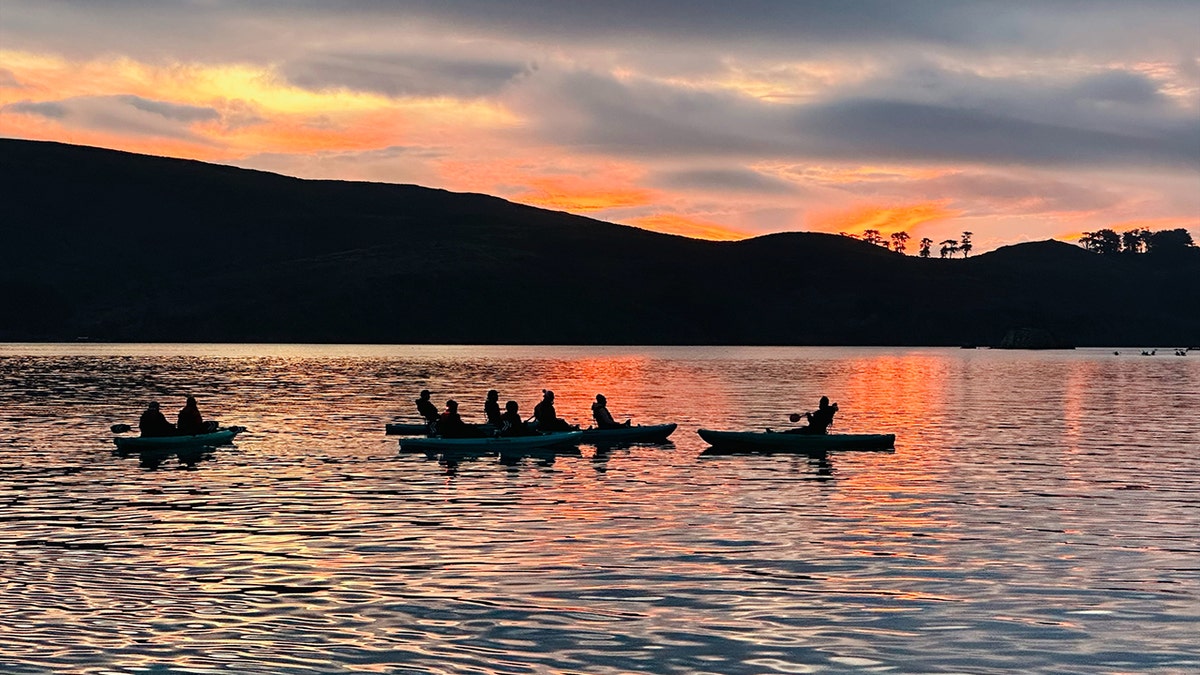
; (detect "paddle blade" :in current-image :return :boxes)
[110,424,132,434]
[788,413,801,423]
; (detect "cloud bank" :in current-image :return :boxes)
[1,1,1196,248]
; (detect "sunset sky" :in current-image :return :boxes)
[2,1,1197,251]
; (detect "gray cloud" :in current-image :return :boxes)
[114,95,220,123]
[509,70,787,156]
[3,2,1196,67]
[794,98,1198,168]
[650,168,798,195]
[3,95,220,142]
[0,69,22,88]
[4,100,67,118]
[816,169,1125,216]
[929,174,1123,215]
[280,51,534,98]
[1072,71,1165,105]
[508,65,1199,169]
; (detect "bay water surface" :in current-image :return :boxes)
[1,344,1197,674]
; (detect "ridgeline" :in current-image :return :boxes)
[2,138,1197,346]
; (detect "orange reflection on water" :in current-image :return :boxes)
[830,352,962,562]
[1061,359,1097,455]
[838,352,952,440]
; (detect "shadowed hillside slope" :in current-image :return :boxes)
[2,139,1197,345]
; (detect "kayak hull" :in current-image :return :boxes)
[386,423,496,435]
[114,427,243,451]
[400,431,582,453]
[697,429,895,452]
[578,423,677,443]
[385,423,431,435]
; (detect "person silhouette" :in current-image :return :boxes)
[533,390,575,432]
[484,389,503,426]
[786,396,838,435]
[177,396,207,435]
[591,394,631,429]
[415,389,439,429]
[499,400,531,436]
[138,401,175,437]
[437,400,484,438]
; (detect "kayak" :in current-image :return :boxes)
[386,422,496,435]
[697,429,895,452]
[385,422,432,435]
[113,426,245,451]
[579,423,677,443]
[399,430,583,453]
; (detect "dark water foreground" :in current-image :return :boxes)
[1,344,1197,674]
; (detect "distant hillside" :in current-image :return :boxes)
[2,138,1197,346]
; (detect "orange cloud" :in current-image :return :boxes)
[0,49,515,161]
[626,214,747,241]
[208,110,405,155]
[809,201,962,237]
[509,176,656,212]
[0,51,393,115]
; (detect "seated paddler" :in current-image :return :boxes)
[591,394,632,429]
[138,401,176,437]
[437,400,485,438]
[785,396,838,435]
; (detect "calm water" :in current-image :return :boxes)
[1,344,1197,674]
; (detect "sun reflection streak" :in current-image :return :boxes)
[830,352,964,561]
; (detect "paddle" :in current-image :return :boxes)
[111,423,132,434]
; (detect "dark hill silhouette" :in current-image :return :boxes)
[2,138,1197,345]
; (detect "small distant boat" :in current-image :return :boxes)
[113,426,245,451]
[399,431,582,453]
[579,423,677,443]
[697,429,895,452]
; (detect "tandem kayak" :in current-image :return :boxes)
[399,431,582,453]
[697,429,895,452]
[385,422,432,435]
[113,426,246,451]
[578,423,677,443]
[386,422,497,435]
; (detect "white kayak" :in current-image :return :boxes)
[399,431,583,453]
[578,423,677,443]
[697,429,895,452]
[113,426,245,451]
